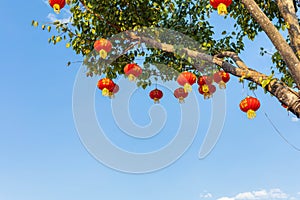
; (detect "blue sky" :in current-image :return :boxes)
[0,1,300,200]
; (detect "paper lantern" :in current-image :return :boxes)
[239,96,261,119]
[174,87,189,103]
[213,71,230,89]
[94,38,112,59]
[198,84,216,99]
[149,89,163,103]
[210,0,232,15]
[49,0,66,14]
[124,63,143,81]
[97,78,115,96]
[177,71,197,93]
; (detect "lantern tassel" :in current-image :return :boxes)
[246,109,256,119]
[102,88,110,96]
[178,97,185,104]
[218,81,226,89]
[53,4,61,14]
[99,49,108,59]
[203,93,212,99]
[184,83,192,93]
[127,74,137,81]
[154,98,160,104]
[217,3,228,15]
[108,92,115,99]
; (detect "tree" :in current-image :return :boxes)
[35,0,300,118]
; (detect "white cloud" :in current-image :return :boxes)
[200,192,213,198]
[253,190,268,198]
[217,197,235,200]
[235,192,256,199]
[269,188,289,199]
[47,13,70,23]
[217,189,292,200]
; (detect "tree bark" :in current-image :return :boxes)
[277,0,300,54]
[241,0,300,89]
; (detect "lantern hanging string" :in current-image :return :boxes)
[252,91,300,152]
[264,112,300,152]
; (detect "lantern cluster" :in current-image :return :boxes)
[97,78,119,98]
[210,0,232,15]
[124,63,143,81]
[49,0,66,14]
[94,38,112,59]
[197,75,216,99]
[239,96,260,119]
[95,67,261,120]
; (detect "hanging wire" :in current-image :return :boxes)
[251,90,300,152]
[264,112,300,151]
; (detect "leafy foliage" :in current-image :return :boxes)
[33,0,297,88]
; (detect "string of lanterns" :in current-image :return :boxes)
[92,38,260,119]
[97,68,261,119]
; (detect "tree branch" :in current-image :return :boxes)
[241,0,300,89]
[128,31,300,117]
[215,51,249,70]
[277,0,300,54]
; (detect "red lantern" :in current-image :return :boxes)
[213,71,230,89]
[49,0,66,14]
[198,84,216,99]
[94,38,112,59]
[177,71,197,93]
[174,88,189,103]
[239,96,261,119]
[124,63,143,81]
[197,75,213,86]
[108,84,119,99]
[97,78,115,96]
[149,89,163,103]
[210,0,232,15]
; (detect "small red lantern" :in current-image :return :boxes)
[239,96,261,119]
[109,84,119,98]
[198,84,216,99]
[177,71,197,93]
[97,78,115,96]
[174,88,189,103]
[49,0,66,14]
[94,38,112,59]
[213,71,230,89]
[149,89,163,103]
[124,63,143,81]
[197,75,213,86]
[210,0,232,15]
